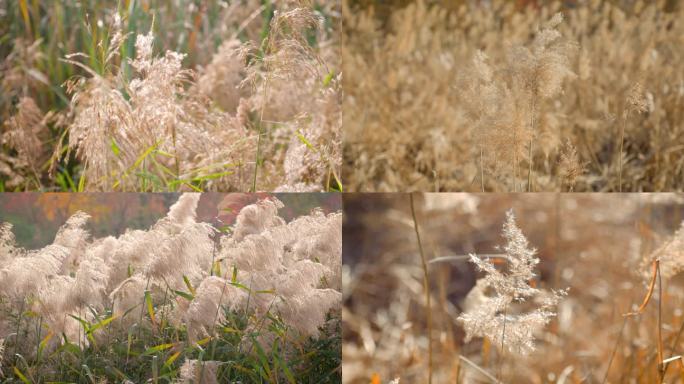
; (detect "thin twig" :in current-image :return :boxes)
[410,193,432,384]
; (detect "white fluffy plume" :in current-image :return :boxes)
[0,193,341,358]
[457,210,566,354]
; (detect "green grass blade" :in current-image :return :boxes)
[145,290,156,325]
[183,275,196,296]
[13,366,31,384]
[143,343,174,356]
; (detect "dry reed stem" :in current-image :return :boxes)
[657,261,664,383]
[625,260,659,317]
[603,315,628,384]
[618,110,629,192]
[623,259,664,381]
[458,355,502,384]
[410,193,432,384]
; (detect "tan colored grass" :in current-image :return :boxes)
[343,0,684,191]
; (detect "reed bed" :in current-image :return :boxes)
[343,0,684,191]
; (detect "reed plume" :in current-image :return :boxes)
[458,210,566,354]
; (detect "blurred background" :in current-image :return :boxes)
[345,0,681,21]
[0,192,340,248]
[1,0,337,114]
[343,193,684,383]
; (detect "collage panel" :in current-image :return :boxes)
[343,193,684,382]
[0,0,341,193]
[343,0,684,192]
[0,192,342,382]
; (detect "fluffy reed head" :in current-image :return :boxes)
[52,1,339,192]
[457,210,566,354]
[0,193,341,368]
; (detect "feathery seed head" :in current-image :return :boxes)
[133,32,155,71]
[232,198,285,241]
[627,82,648,114]
[178,359,220,384]
[558,140,585,190]
[458,210,566,354]
[645,221,684,280]
[2,97,48,172]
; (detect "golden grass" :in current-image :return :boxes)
[343,0,684,191]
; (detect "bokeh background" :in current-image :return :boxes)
[0,193,340,248]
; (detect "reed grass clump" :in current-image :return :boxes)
[0,0,341,192]
[0,193,342,382]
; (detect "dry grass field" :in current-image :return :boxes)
[343,193,684,383]
[343,0,684,192]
